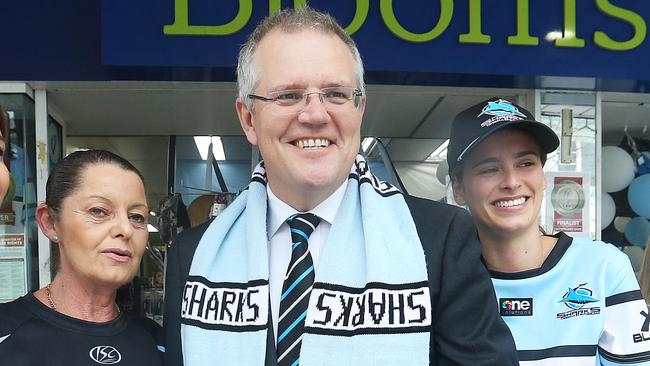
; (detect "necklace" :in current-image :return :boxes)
[45,283,57,310]
[45,283,121,315]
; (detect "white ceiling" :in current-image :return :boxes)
[46,82,243,136]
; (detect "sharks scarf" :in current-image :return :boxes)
[181,155,431,366]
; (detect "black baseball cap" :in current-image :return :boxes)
[447,97,560,174]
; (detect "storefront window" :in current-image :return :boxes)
[537,91,597,240]
[0,94,38,303]
[174,135,252,227]
[363,137,446,201]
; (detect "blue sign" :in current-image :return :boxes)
[102,0,650,80]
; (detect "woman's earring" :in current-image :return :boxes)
[53,236,58,242]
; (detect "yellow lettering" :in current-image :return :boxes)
[380,0,453,42]
[507,0,538,46]
[555,0,585,47]
[459,0,490,44]
[163,0,253,36]
[594,0,646,51]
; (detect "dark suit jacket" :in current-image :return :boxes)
[163,195,518,366]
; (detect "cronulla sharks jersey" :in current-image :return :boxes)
[491,232,650,366]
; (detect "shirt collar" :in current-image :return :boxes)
[266,181,347,240]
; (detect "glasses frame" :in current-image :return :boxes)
[248,87,364,113]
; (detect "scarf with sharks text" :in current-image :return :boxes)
[180,155,431,366]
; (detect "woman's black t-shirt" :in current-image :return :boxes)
[0,293,164,365]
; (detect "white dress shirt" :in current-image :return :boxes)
[266,182,347,340]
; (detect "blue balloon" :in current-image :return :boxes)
[628,174,650,219]
[625,217,650,248]
[638,152,650,175]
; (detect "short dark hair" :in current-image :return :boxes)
[46,149,144,213]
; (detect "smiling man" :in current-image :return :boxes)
[163,7,518,366]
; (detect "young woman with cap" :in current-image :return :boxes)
[448,98,650,366]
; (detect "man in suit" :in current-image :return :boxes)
[164,7,518,366]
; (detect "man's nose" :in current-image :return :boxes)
[299,93,329,122]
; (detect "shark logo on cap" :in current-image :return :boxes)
[477,99,528,128]
[478,99,527,118]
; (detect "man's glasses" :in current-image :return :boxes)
[248,86,363,115]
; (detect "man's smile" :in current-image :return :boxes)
[293,138,331,149]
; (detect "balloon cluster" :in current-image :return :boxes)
[602,145,650,248]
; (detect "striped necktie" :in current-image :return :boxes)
[276,213,321,366]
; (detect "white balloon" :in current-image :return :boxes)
[602,146,635,192]
[436,160,449,185]
[614,217,632,233]
[601,193,616,230]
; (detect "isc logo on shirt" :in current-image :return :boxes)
[500,298,533,316]
[89,345,121,364]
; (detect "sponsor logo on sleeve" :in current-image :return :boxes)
[556,283,600,320]
[304,282,431,336]
[633,310,650,343]
[89,346,121,364]
[500,298,533,316]
[181,276,269,331]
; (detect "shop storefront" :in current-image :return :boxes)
[2,1,650,318]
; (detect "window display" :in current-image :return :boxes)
[0,94,37,303]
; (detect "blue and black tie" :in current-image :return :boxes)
[276,213,321,366]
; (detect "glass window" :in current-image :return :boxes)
[362,137,447,202]
[537,91,597,240]
[0,94,38,302]
[174,135,252,228]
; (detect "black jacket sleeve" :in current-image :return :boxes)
[163,221,211,366]
[405,195,518,366]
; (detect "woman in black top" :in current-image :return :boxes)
[0,149,163,365]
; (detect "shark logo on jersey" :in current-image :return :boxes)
[556,283,600,320]
[559,283,599,310]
